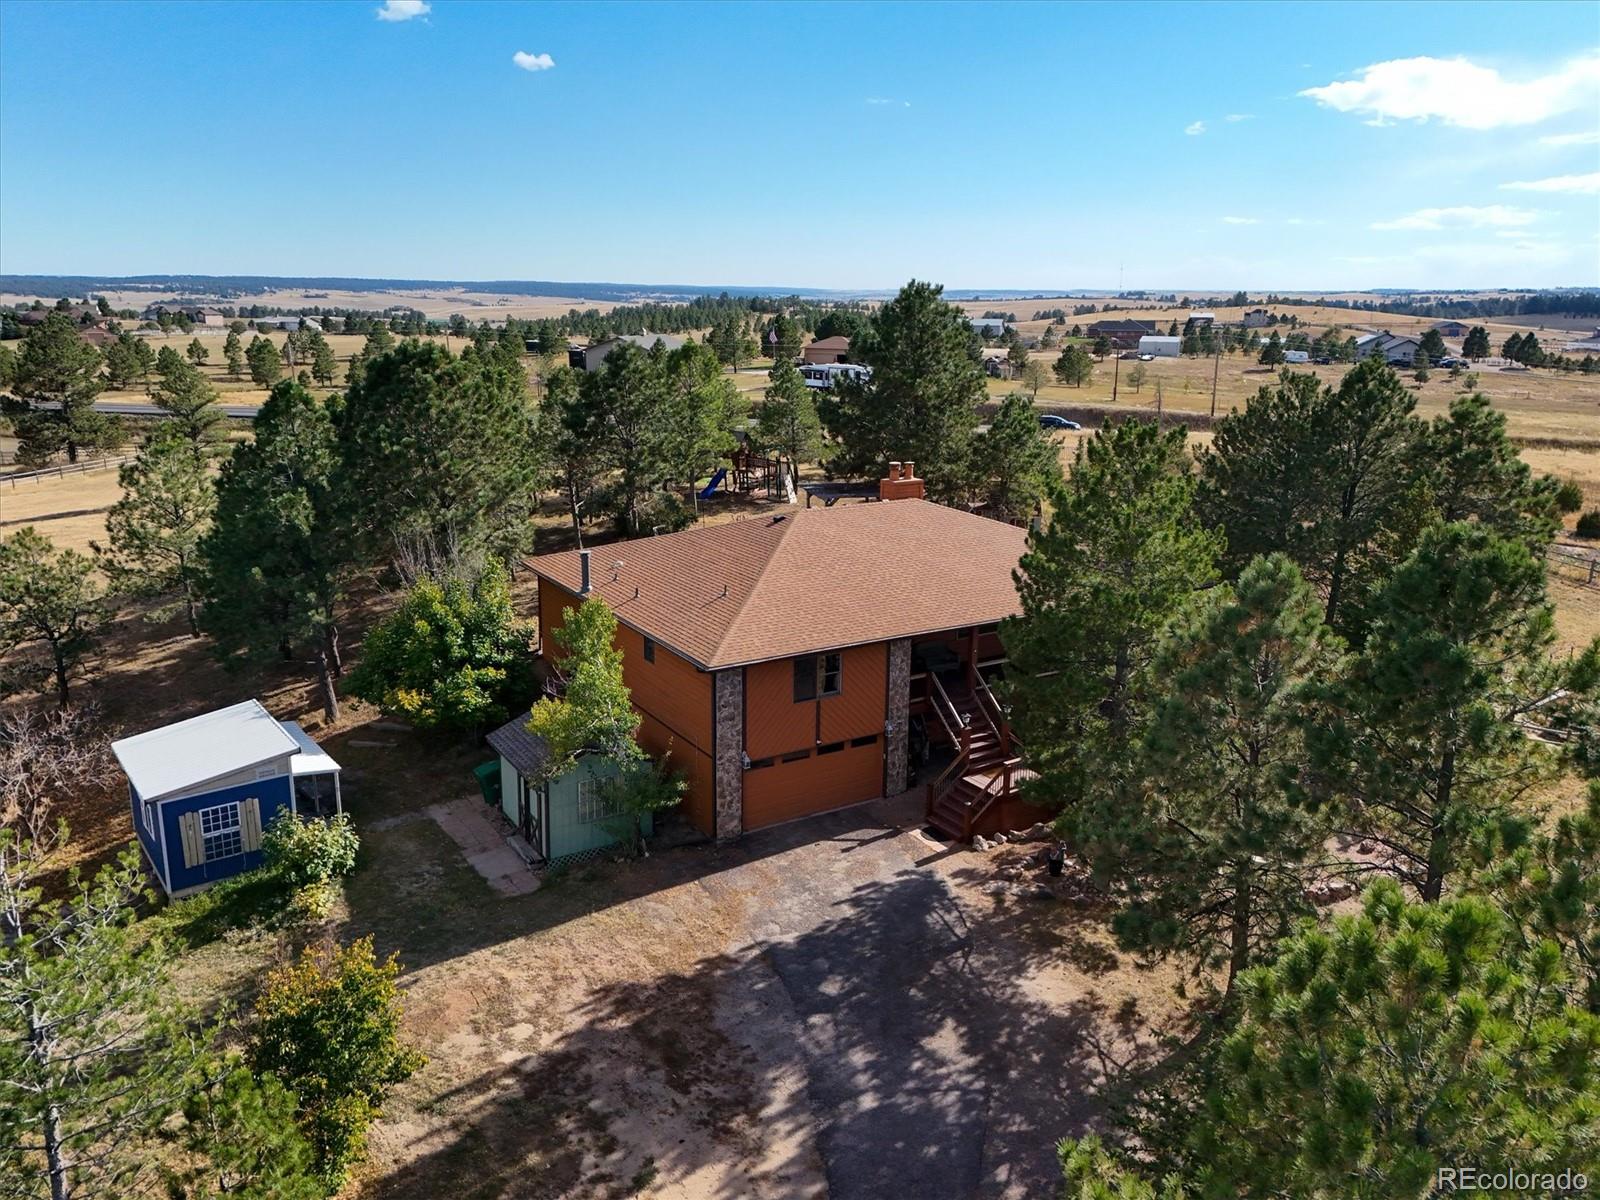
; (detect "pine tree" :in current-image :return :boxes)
[1463,325,1491,360]
[185,337,209,366]
[103,332,147,390]
[756,357,824,465]
[1423,392,1559,549]
[0,528,110,707]
[162,1067,321,1200]
[1197,357,1424,639]
[538,366,606,548]
[968,393,1061,524]
[1066,880,1600,1198]
[1257,330,1285,366]
[1052,344,1094,387]
[816,280,983,501]
[0,843,210,1200]
[95,427,215,635]
[339,339,543,563]
[1002,421,1220,815]
[199,382,351,720]
[1312,522,1600,901]
[153,358,226,448]
[1103,555,1339,995]
[1501,332,1525,361]
[0,312,119,466]
[245,336,283,387]
[223,330,244,379]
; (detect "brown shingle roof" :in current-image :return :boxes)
[807,335,851,350]
[528,500,1027,670]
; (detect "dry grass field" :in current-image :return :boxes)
[0,463,128,554]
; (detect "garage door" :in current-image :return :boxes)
[742,736,883,832]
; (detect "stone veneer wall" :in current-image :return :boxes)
[884,638,912,796]
[712,668,744,841]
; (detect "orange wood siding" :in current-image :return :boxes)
[639,713,715,835]
[742,740,883,831]
[820,642,886,744]
[536,574,716,835]
[745,658,809,760]
[746,642,887,760]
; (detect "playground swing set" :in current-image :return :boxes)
[697,446,797,505]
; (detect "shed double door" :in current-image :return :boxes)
[742,738,883,831]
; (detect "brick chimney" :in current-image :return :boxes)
[879,459,925,501]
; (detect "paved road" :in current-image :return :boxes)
[93,400,260,419]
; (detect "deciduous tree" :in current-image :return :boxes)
[525,597,641,773]
[347,560,534,736]
[247,939,422,1194]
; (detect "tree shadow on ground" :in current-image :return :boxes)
[365,862,1185,1200]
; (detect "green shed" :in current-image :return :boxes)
[484,711,649,864]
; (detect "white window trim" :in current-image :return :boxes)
[198,801,244,862]
[575,777,622,825]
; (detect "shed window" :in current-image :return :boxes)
[793,653,842,702]
[198,802,243,861]
[642,637,656,663]
[575,777,622,825]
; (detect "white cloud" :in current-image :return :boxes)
[1501,172,1600,194]
[866,97,911,108]
[1370,204,1539,231]
[376,0,429,21]
[512,50,555,72]
[1224,113,1253,122]
[1185,120,1206,136]
[1539,130,1600,146]
[1301,52,1600,130]
[1221,216,1259,225]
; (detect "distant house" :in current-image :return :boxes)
[569,332,689,372]
[1138,335,1181,358]
[1087,319,1158,349]
[1183,312,1216,335]
[1241,308,1271,328]
[1354,331,1424,364]
[802,335,853,365]
[968,317,1009,338]
[252,316,318,332]
[19,304,103,328]
[114,699,343,898]
[143,303,226,325]
[483,716,636,865]
[194,307,227,327]
[1432,320,1471,338]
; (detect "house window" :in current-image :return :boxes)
[780,749,811,764]
[748,757,775,770]
[198,802,243,861]
[816,741,844,755]
[793,653,843,702]
[643,637,656,663]
[850,734,879,748]
[575,777,623,825]
[141,800,153,836]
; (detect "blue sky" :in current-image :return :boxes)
[1,0,1596,292]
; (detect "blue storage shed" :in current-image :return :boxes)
[113,699,343,898]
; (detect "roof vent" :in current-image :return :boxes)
[770,514,788,525]
[579,549,592,594]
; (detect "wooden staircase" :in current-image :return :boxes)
[924,673,1022,842]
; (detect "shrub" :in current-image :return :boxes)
[1576,509,1600,539]
[1555,479,1585,515]
[248,938,423,1192]
[262,812,359,892]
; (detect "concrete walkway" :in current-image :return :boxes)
[425,798,539,897]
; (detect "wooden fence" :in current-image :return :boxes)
[1,454,136,489]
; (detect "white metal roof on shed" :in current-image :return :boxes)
[280,721,341,777]
[112,699,298,802]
